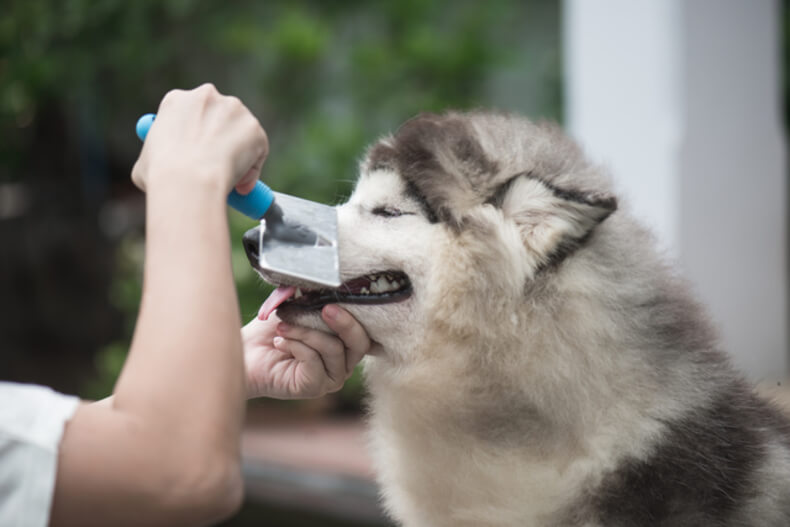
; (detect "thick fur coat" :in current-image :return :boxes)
[260,111,790,526]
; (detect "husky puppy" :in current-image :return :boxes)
[245,111,790,526]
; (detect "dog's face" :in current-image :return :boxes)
[245,111,617,363]
[246,167,441,359]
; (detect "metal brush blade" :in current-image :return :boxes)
[257,192,340,289]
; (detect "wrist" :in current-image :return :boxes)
[146,172,229,215]
[145,161,235,197]
[244,370,261,400]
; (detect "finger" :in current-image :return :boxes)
[242,311,278,345]
[234,174,257,195]
[272,335,322,365]
[195,82,219,98]
[158,88,187,111]
[272,336,342,394]
[235,151,266,195]
[321,305,371,375]
[277,323,347,385]
[130,159,146,192]
[226,102,268,185]
[258,311,281,325]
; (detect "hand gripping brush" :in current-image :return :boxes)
[135,113,341,289]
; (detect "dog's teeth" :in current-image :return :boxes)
[294,288,303,299]
[356,274,406,294]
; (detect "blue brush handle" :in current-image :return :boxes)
[135,113,274,219]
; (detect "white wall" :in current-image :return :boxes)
[564,0,787,381]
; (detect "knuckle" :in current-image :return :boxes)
[194,83,218,102]
[160,88,184,106]
[198,82,218,94]
[225,95,242,107]
[130,163,145,189]
[259,127,270,154]
[275,337,289,352]
[325,342,345,358]
[243,117,260,137]
[242,112,259,128]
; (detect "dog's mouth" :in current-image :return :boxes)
[258,271,412,320]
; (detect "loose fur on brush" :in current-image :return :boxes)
[265,111,790,526]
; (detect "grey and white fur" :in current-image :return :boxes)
[261,111,790,526]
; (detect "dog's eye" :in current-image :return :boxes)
[372,206,404,218]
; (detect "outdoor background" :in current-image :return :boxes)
[1,1,560,525]
[0,0,561,396]
[1,1,787,526]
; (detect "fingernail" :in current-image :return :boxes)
[273,336,284,347]
[277,322,291,333]
[323,304,341,320]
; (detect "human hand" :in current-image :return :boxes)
[242,305,374,400]
[131,83,268,195]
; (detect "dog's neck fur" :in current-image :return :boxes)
[361,215,726,526]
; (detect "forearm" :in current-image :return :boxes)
[51,87,265,525]
[114,178,246,449]
[52,183,246,526]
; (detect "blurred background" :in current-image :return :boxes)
[0,1,560,525]
[0,1,785,525]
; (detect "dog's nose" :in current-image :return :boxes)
[242,226,260,269]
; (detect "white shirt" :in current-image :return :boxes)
[0,382,80,527]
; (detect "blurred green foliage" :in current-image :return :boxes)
[1,0,561,403]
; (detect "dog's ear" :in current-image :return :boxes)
[496,174,617,268]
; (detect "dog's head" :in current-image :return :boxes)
[245,111,618,362]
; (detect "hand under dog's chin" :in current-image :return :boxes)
[275,301,416,355]
[275,303,390,346]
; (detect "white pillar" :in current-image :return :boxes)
[564,0,787,381]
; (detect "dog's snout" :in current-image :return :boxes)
[242,227,260,269]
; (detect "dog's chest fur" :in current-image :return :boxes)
[364,347,596,527]
[363,312,790,527]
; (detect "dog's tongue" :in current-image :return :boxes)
[258,286,296,320]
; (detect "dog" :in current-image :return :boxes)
[244,111,790,526]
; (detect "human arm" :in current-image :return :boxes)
[50,85,267,527]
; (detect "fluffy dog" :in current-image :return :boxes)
[245,111,790,526]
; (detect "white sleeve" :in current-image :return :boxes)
[0,382,80,527]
